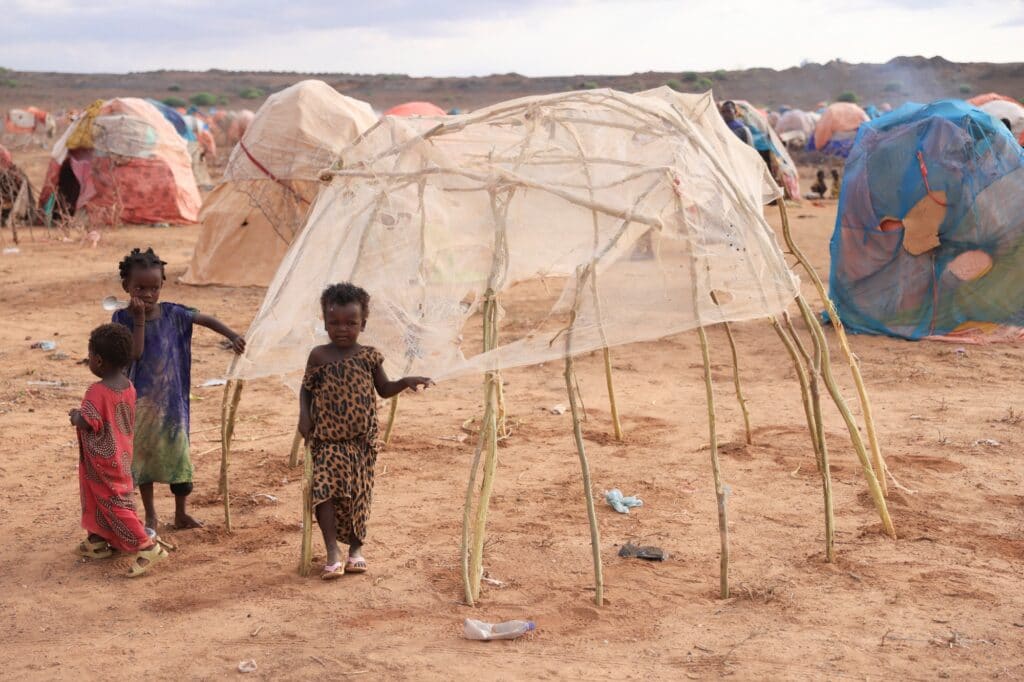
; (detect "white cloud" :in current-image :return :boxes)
[1,0,1019,74]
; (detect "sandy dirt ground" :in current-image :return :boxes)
[1,153,1022,680]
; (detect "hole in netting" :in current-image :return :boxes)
[947,250,993,281]
[878,217,903,232]
[380,212,396,227]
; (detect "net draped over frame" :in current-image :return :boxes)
[229,88,801,384]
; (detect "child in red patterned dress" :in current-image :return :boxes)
[69,323,168,577]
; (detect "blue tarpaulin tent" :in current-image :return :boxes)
[830,99,1024,339]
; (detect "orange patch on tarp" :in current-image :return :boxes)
[902,191,946,255]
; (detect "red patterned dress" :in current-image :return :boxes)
[76,382,149,552]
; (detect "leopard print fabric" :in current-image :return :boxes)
[302,346,383,546]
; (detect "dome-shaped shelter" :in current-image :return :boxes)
[811,102,870,158]
[775,109,819,149]
[976,99,1024,145]
[38,98,200,225]
[830,100,1024,340]
[729,100,801,199]
[384,101,447,117]
[182,80,376,286]
[221,88,894,602]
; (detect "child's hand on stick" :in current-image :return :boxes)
[229,334,246,355]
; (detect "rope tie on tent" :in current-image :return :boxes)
[916,151,948,207]
[239,141,310,206]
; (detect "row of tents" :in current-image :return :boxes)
[5,82,1023,341]
[764,94,1024,159]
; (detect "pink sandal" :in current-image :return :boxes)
[320,561,344,580]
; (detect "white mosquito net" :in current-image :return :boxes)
[229,88,799,383]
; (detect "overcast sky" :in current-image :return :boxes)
[4,0,1022,75]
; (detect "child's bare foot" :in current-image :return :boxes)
[172,513,204,529]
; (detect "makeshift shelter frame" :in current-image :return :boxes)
[217,90,895,603]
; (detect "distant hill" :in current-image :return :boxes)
[1,56,1021,114]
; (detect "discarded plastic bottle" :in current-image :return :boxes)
[463,618,535,641]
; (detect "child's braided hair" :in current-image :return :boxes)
[118,247,166,283]
[89,323,134,369]
[320,282,370,320]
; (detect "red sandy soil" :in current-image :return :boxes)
[1,154,1022,679]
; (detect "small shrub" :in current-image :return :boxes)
[695,77,713,91]
[666,79,683,92]
[576,81,599,90]
[238,87,264,100]
[837,91,859,103]
[712,69,728,81]
[958,83,971,95]
[189,92,217,106]
[167,84,181,92]
[682,71,698,82]
[162,96,187,108]
[216,94,230,105]
[883,81,901,93]
[0,78,17,88]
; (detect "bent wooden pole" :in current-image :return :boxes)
[797,296,895,538]
[770,318,821,465]
[778,200,887,495]
[564,353,604,606]
[697,327,729,598]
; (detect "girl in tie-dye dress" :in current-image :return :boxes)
[113,248,246,531]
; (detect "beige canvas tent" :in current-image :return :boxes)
[182,80,376,286]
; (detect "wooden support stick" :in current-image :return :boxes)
[298,443,314,576]
[721,322,752,445]
[782,312,824,469]
[602,348,623,441]
[697,327,729,598]
[796,296,895,538]
[219,378,244,533]
[467,294,500,602]
[790,313,835,561]
[565,339,604,606]
[382,395,400,446]
[778,200,887,496]
[288,428,303,468]
[460,398,492,606]
[770,318,821,466]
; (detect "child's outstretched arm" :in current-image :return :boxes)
[194,313,246,354]
[373,364,433,399]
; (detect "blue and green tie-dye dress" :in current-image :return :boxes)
[113,302,196,486]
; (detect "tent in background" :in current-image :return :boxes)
[774,109,819,149]
[181,80,376,286]
[810,102,870,158]
[830,99,1024,340]
[38,98,200,225]
[384,101,447,117]
[733,100,801,199]
[975,99,1024,145]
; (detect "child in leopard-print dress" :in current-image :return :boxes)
[298,283,432,580]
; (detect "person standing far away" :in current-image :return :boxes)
[720,100,754,145]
